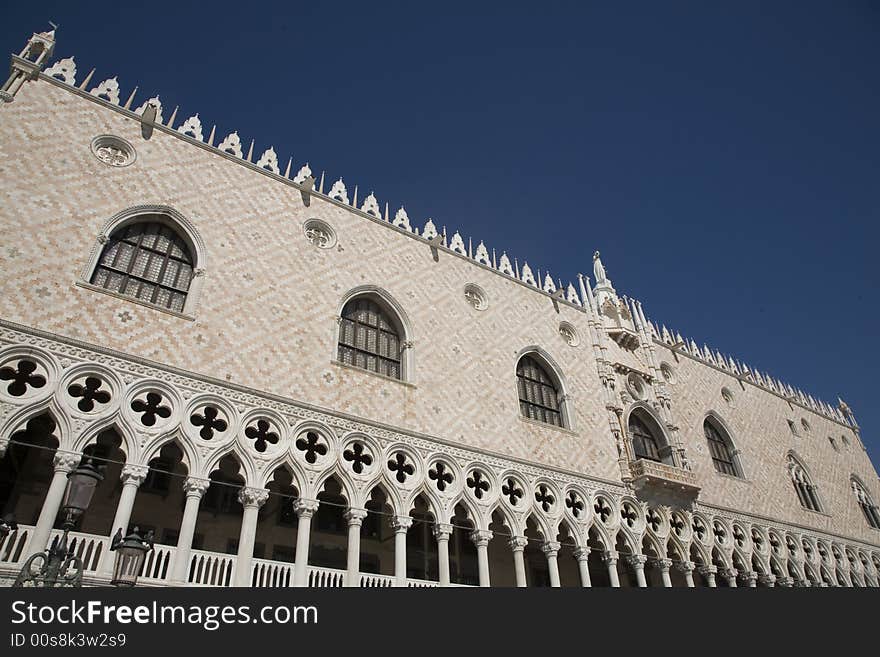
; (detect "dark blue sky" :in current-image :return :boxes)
[3,2,878,463]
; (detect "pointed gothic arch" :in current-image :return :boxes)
[703,412,744,478]
[625,404,674,465]
[514,347,572,429]
[850,475,880,530]
[786,451,823,513]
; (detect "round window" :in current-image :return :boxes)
[90,135,136,167]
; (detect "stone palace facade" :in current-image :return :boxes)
[1,28,878,588]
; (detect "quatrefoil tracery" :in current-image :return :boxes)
[594,498,613,524]
[620,502,639,528]
[387,452,414,484]
[68,376,111,412]
[0,359,46,397]
[131,392,172,427]
[502,478,523,506]
[190,406,227,440]
[692,517,707,541]
[428,462,454,492]
[535,485,555,513]
[670,513,686,537]
[343,442,373,474]
[245,419,279,453]
[466,470,490,499]
[646,508,662,532]
[565,491,584,518]
[296,431,328,464]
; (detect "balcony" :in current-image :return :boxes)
[628,458,701,503]
[0,525,459,588]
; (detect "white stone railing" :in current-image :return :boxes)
[187,549,236,587]
[0,526,464,588]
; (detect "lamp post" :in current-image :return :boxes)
[109,526,153,587]
[13,457,104,587]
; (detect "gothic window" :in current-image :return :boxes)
[337,297,402,379]
[787,455,822,513]
[628,412,662,462]
[704,418,740,477]
[852,479,880,530]
[516,355,563,427]
[91,219,194,313]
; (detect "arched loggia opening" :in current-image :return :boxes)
[690,544,710,587]
[523,516,550,587]
[0,414,59,528]
[310,476,348,571]
[587,527,611,586]
[449,503,478,586]
[195,455,245,556]
[615,533,638,587]
[406,494,438,582]
[253,466,299,569]
[361,486,395,577]
[712,548,730,587]
[129,441,188,546]
[642,536,664,587]
[666,543,689,587]
[74,429,125,536]
[487,510,517,587]
[555,521,581,587]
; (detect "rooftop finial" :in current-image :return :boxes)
[593,250,607,284]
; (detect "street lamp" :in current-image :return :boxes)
[13,457,104,587]
[109,526,154,587]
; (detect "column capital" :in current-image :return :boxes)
[470,529,493,547]
[344,507,368,525]
[238,486,270,508]
[294,498,320,518]
[744,571,758,585]
[759,574,777,587]
[776,576,794,587]
[391,515,413,532]
[120,464,149,487]
[572,546,591,562]
[723,567,739,581]
[697,564,718,576]
[676,560,696,574]
[626,554,648,569]
[183,477,210,498]
[53,452,80,473]
[654,558,673,572]
[433,522,454,541]
[508,535,528,552]
[542,540,561,557]
[602,550,619,565]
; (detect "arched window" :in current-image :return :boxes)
[851,479,880,530]
[91,219,194,312]
[704,418,740,477]
[628,412,662,462]
[338,297,402,379]
[787,455,822,512]
[516,355,563,427]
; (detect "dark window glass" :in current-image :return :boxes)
[629,413,661,462]
[337,298,402,379]
[91,219,194,312]
[704,421,738,476]
[516,355,562,427]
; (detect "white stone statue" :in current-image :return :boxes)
[593,250,607,283]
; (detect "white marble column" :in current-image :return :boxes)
[657,558,673,587]
[30,453,79,554]
[678,560,696,587]
[603,551,620,587]
[99,464,148,576]
[573,547,591,587]
[509,536,528,587]
[470,529,493,587]
[292,499,319,587]
[725,568,738,588]
[543,541,561,587]
[746,571,758,587]
[233,487,269,587]
[391,515,412,587]
[434,523,453,587]
[344,508,367,587]
[699,564,717,587]
[628,554,648,587]
[169,477,210,584]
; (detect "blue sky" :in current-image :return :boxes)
[3,2,878,463]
